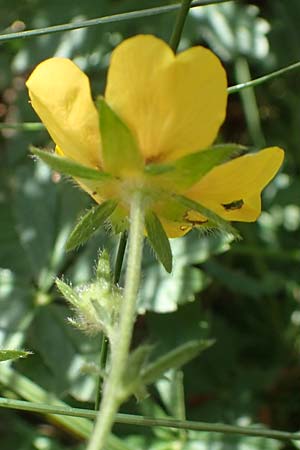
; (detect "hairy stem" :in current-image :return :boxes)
[95,231,128,410]
[87,191,145,450]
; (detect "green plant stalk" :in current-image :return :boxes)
[1,396,300,442]
[228,61,300,94]
[0,1,231,43]
[0,365,130,450]
[233,56,265,148]
[170,0,193,52]
[87,191,145,450]
[95,231,128,410]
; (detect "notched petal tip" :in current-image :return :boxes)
[105,34,228,163]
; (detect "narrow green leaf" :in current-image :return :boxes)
[142,340,214,386]
[98,98,143,176]
[156,144,246,190]
[122,345,153,400]
[0,350,32,363]
[66,200,118,250]
[172,193,240,238]
[31,147,112,181]
[145,211,173,273]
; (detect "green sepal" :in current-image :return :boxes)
[148,144,246,191]
[141,339,214,386]
[66,200,118,251]
[172,194,240,238]
[56,272,122,339]
[97,98,144,176]
[145,211,173,273]
[30,146,112,181]
[0,349,32,363]
[55,278,81,308]
[96,249,112,283]
[144,164,174,176]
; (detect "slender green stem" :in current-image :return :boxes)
[0,366,130,450]
[0,122,45,131]
[95,231,128,410]
[0,1,232,43]
[233,57,265,147]
[1,396,299,442]
[228,61,300,94]
[87,191,145,450]
[170,0,193,52]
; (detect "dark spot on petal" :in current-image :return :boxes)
[188,219,208,227]
[183,211,208,227]
[222,199,244,211]
[180,225,189,231]
[92,191,97,195]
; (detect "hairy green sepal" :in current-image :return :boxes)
[147,144,246,191]
[145,211,173,273]
[30,147,112,181]
[66,200,118,250]
[173,194,240,238]
[98,98,144,176]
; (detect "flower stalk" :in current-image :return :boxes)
[87,191,145,450]
[94,231,128,411]
[170,0,193,52]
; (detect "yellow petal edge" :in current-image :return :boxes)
[26,58,101,168]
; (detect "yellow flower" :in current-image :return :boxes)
[26,34,284,238]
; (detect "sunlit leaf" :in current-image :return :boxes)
[142,339,214,386]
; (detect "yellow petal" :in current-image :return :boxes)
[159,218,192,238]
[105,35,227,163]
[186,147,284,222]
[26,58,101,168]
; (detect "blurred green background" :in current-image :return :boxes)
[1,0,300,449]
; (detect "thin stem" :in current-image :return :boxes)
[0,397,299,442]
[87,191,145,450]
[0,1,232,43]
[228,61,300,94]
[0,122,45,131]
[170,0,193,52]
[95,231,128,410]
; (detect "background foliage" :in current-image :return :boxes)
[1,0,300,449]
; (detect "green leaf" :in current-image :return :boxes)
[172,193,240,238]
[156,144,246,190]
[140,232,232,313]
[145,211,173,273]
[30,147,112,181]
[98,98,144,176]
[0,350,32,362]
[142,339,214,386]
[66,200,118,250]
[122,344,153,400]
